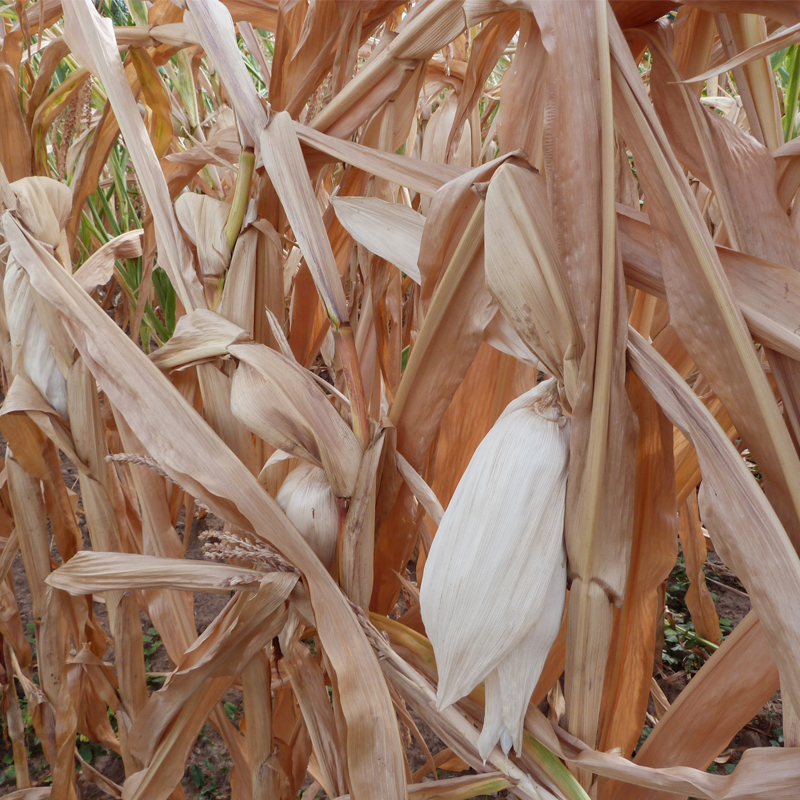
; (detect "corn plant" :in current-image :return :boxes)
[0,1,800,799]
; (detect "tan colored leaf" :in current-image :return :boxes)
[46,551,266,595]
[678,493,722,646]
[627,328,800,712]
[229,341,363,497]
[73,230,143,294]
[485,162,582,388]
[332,196,423,283]
[151,308,252,371]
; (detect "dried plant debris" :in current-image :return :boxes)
[0,2,799,799]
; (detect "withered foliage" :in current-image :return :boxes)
[0,1,799,799]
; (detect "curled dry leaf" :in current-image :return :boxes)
[332,196,424,283]
[45,550,266,594]
[229,341,363,497]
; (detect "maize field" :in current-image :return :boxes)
[1,0,800,797]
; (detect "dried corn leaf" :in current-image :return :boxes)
[296,123,461,197]
[125,576,295,800]
[627,328,800,712]
[229,341,363,497]
[332,196,423,283]
[612,12,800,571]
[151,308,251,370]
[46,551,266,594]
[73,230,143,294]
[614,611,777,800]
[597,372,678,761]
[618,206,800,362]
[679,493,722,646]
[484,162,581,388]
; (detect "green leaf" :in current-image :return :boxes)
[190,763,205,788]
[152,267,177,339]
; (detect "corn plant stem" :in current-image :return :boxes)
[335,322,371,449]
[224,147,255,252]
[564,2,619,777]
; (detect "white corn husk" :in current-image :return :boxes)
[3,178,73,418]
[420,378,569,760]
[277,462,339,568]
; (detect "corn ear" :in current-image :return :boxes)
[420,378,569,759]
[277,463,339,568]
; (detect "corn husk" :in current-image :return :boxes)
[3,177,73,418]
[420,378,569,760]
[174,193,231,308]
[277,463,339,568]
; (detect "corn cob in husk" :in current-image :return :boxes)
[420,378,569,759]
[277,462,339,568]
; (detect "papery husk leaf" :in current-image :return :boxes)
[9,178,72,250]
[218,228,258,334]
[277,463,338,568]
[3,256,68,418]
[46,551,266,595]
[174,193,232,280]
[4,178,73,417]
[479,562,565,760]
